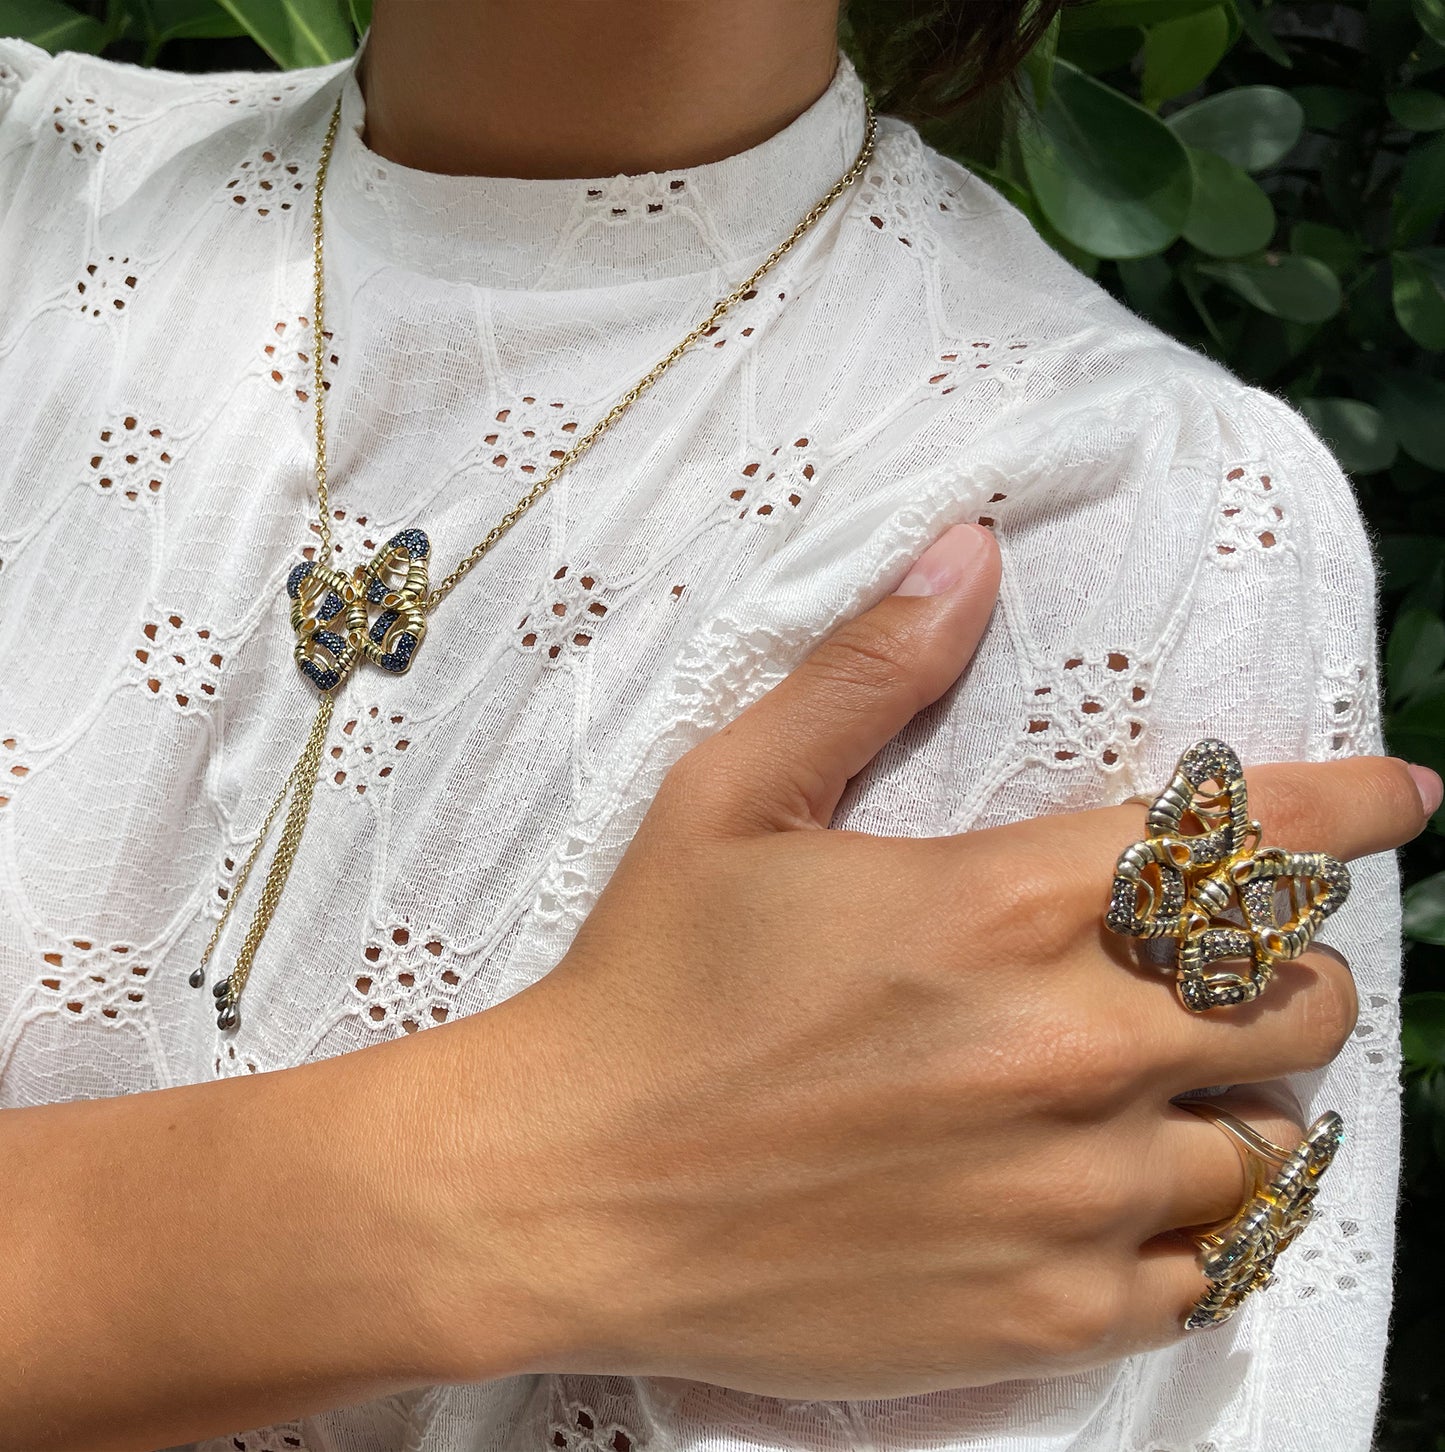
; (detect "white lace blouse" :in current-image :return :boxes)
[0,31,1401,1452]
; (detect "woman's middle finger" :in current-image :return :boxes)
[1134,1082,1310,1239]
[1104,938,1359,1094]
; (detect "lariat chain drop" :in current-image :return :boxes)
[199,84,878,1030]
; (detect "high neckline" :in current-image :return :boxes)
[325,34,869,291]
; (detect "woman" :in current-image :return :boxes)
[0,1,1434,1449]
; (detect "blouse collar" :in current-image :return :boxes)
[325,32,870,290]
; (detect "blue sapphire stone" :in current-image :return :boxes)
[286,560,314,599]
[388,528,430,560]
[300,659,341,691]
[369,608,399,645]
[367,575,389,605]
[319,590,343,621]
[313,628,348,659]
[379,633,418,673]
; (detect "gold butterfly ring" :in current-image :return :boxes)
[1106,739,1351,1012]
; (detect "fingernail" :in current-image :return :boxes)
[893,524,991,597]
[1408,762,1443,817]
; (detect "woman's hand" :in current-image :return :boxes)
[473,522,1436,1400]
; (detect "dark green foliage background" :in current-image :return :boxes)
[1,0,1442,1443]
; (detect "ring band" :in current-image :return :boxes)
[1175,1101,1345,1329]
[1105,738,1350,1011]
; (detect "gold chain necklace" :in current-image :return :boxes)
[194,86,878,1031]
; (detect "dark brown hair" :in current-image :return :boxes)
[843,0,1084,121]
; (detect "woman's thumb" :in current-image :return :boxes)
[684,523,1002,833]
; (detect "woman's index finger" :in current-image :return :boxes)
[1081,754,1431,871]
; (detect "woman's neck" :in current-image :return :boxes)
[359,0,841,180]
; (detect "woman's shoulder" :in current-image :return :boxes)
[839,117,1358,523]
[820,116,1238,452]
[0,39,340,223]
[0,34,340,119]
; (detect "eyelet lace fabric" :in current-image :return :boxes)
[0,33,1401,1452]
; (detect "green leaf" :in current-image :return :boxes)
[1195,254,1342,322]
[348,0,368,35]
[1383,534,1445,592]
[1402,992,1445,1069]
[1178,263,1229,346]
[1389,608,1445,704]
[1401,559,1445,616]
[1233,0,1291,66]
[1293,85,1374,133]
[1056,24,1145,73]
[0,0,106,51]
[1183,147,1275,256]
[1118,254,1194,331]
[1389,88,1445,130]
[213,0,354,66]
[1166,86,1303,171]
[1021,60,1192,259]
[1299,397,1399,474]
[1344,261,1400,345]
[1416,0,1445,46]
[1290,220,1364,276]
[1062,0,1225,30]
[1021,12,1060,112]
[1397,132,1445,243]
[1390,679,1445,778]
[973,165,1034,215]
[1376,369,1445,468]
[1372,0,1424,73]
[1393,248,1445,347]
[1233,309,1318,377]
[1422,35,1445,77]
[1142,5,1232,108]
[144,0,247,42]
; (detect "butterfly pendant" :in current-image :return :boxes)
[286,528,431,693]
[1107,738,1351,1011]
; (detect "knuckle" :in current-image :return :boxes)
[1011,1014,1142,1112]
[1018,1267,1131,1368]
[651,743,761,840]
[965,838,1079,962]
[1052,1141,1135,1229]
[655,744,719,813]
[1260,767,1327,846]
[811,622,925,712]
[1076,1013,1145,1102]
